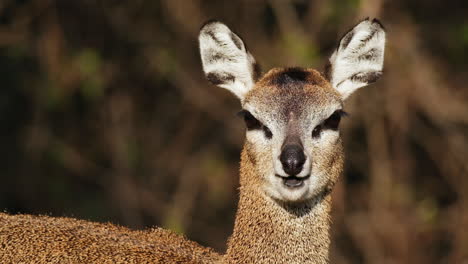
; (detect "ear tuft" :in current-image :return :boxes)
[200,19,222,29]
[327,18,386,99]
[371,18,385,30]
[199,21,258,101]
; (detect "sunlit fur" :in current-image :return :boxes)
[0,213,221,263]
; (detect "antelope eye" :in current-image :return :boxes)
[323,110,343,130]
[312,125,322,138]
[263,126,273,139]
[312,110,346,138]
[237,110,273,139]
[238,110,262,130]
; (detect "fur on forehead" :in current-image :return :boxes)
[258,67,330,88]
[243,67,342,120]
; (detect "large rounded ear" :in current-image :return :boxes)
[199,21,259,101]
[326,18,386,100]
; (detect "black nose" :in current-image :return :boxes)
[280,144,306,176]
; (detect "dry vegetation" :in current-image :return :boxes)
[0,1,467,263]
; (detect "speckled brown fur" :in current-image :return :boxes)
[249,68,342,121]
[0,213,221,263]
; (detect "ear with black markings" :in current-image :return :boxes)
[199,21,259,101]
[326,18,386,100]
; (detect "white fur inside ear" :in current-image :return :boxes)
[199,21,257,100]
[328,19,386,99]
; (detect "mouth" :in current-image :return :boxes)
[276,174,310,188]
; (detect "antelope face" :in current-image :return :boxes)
[199,19,385,202]
[240,68,345,202]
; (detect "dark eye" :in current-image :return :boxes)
[237,110,273,139]
[312,110,346,138]
[312,125,322,138]
[238,110,261,130]
[263,126,272,139]
[323,110,344,130]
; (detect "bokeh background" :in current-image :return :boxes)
[1,0,467,263]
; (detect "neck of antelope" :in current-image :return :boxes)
[224,147,333,264]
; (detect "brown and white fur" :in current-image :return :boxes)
[199,18,385,263]
[0,19,385,264]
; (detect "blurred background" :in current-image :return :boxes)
[1,0,467,263]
